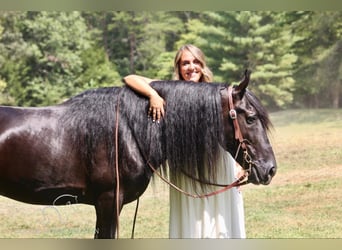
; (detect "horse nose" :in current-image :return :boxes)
[262,166,276,185]
[268,166,276,178]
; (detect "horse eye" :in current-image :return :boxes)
[246,116,256,124]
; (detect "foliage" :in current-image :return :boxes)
[0,11,341,109]
[77,46,121,90]
[175,11,298,109]
[287,11,342,108]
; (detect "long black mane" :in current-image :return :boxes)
[57,81,273,191]
[151,81,226,186]
[59,87,121,171]
[58,81,227,187]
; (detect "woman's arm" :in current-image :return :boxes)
[123,74,165,122]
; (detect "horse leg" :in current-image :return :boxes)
[94,190,121,239]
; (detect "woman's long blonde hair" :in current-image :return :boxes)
[172,44,213,82]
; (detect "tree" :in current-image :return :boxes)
[76,46,121,90]
[0,11,122,106]
[315,40,342,108]
[0,11,30,105]
[288,11,342,108]
[176,11,297,109]
[104,11,184,79]
[0,19,8,104]
[19,11,92,106]
[0,12,92,106]
[1,11,339,109]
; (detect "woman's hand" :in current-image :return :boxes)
[123,74,165,122]
[235,163,246,192]
[148,90,165,122]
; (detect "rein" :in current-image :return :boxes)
[114,91,122,239]
[147,161,247,199]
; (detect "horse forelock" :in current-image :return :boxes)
[244,89,272,131]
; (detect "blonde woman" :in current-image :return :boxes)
[123,44,245,238]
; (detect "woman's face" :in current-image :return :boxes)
[179,50,203,82]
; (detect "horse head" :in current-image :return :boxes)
[221,70,277,185]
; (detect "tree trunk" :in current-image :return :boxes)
[129,32,136,74]
[331,81,340,108]
[101,14,110,61]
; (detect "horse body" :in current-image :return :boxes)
[0,72,277,238]
[0,87,158,238]
[0,106,90,205]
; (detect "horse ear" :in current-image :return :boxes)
[234,69,251,96]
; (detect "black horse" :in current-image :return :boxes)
[0,72,276,238]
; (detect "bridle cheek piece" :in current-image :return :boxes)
[227,86,254,180]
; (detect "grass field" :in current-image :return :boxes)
[0,109,341,238]
[244,109,342,238]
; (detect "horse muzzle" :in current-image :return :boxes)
[248,161,277,185]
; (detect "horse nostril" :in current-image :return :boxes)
[268,166,276,177]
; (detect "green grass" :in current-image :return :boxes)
[0,109,341,238]
[243,109,342,238]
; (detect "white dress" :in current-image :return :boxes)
[169,147,246,238]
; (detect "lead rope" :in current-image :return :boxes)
[115,92,140,239]
[115,93,120,239]
[131,197,140,239]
